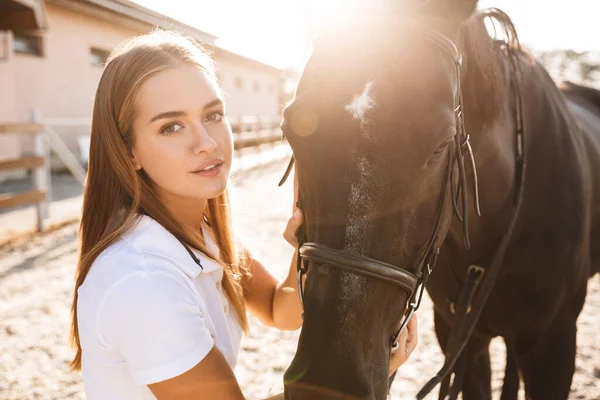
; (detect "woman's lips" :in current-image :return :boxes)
[191,162,223,177]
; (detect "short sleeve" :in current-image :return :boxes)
[97,269,214,385]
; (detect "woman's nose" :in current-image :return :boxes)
[190,123,217,154]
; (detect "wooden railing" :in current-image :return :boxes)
[230,115,283,150]
[0,123,49,231]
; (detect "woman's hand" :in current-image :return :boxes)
[389,314,419,376]
[283,167,303,248]
[283,208,303,248]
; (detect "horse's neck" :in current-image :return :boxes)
[446,49,584,267]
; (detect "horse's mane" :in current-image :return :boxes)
[459,8,522,126]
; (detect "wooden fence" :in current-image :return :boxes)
[0,123,49,231]
[0,115,284,233]
[229,115,283,149]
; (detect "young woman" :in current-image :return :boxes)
[69,30,418,399]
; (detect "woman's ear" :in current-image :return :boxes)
[130,148,142,171]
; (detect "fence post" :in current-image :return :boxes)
[32,108,49,232]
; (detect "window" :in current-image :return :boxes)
[90,47,110,66]
[13,32,43,57]
[234,76,243,89]
[253,80,260,92]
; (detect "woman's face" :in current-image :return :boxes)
[131,64,232,205]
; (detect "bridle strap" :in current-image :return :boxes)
[284,27,476,351]
[278,154,295,187]
[416,138,456,276]
[299,243,420,296]
[389,139,455,346]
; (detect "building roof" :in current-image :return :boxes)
[0,0,48,30]
[48,0,216,43]
[47,0,280,73]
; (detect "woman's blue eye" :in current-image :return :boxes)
[160,122,183,135]
[206,111,225,122]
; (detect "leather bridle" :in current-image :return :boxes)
[280,27,479,346]
[279,13,526,399]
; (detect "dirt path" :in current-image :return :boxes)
[1,160,598,399]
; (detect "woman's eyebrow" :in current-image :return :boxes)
[148,99,224,124]
[203,98,224,110]
[149,110,185,124]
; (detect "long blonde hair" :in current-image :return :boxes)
[69,30,248,370]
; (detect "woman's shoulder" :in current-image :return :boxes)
[76,247,211,364]
[78,215,206,299]
[76,217,207,343]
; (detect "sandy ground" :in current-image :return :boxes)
[1,159,598,399]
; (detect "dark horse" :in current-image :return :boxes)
[280,1,600,399]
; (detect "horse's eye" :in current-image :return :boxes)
[434,137,453,155]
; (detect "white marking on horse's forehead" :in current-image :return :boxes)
[345,80,376,131]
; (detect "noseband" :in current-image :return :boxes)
[279,27,480,350]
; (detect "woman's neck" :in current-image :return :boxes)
[160,191,207,231]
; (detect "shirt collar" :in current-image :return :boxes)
[125,215,223,278]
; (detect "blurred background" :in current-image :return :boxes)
[0,1,599,399]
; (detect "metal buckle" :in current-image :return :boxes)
[392,260,433,347]
[392,306,415,353]
[468,264,485,276]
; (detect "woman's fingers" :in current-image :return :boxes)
[283,208,303,247]
[389,314,419,376]
[283,167,302,248]
[404,314,419,361]
[404,313,419,356]
[293,168,298,212]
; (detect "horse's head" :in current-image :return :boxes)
[283,1,482,399]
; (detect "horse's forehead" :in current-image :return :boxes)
[345,80,377,133]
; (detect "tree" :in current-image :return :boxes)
[537,49,600,87]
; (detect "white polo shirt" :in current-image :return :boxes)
[76,215,243,400]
